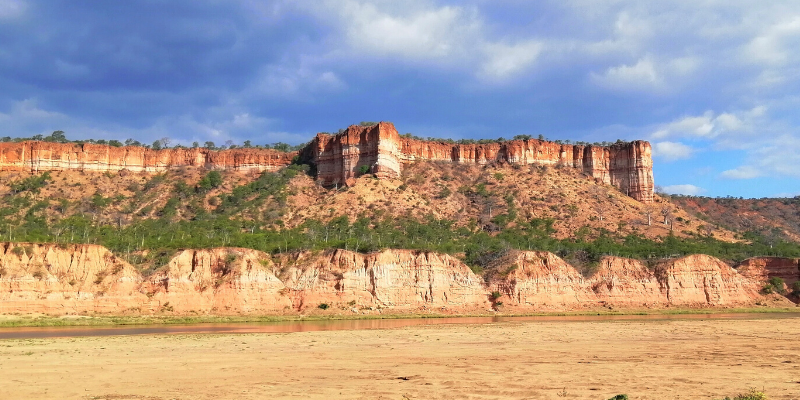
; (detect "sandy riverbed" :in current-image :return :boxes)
[1,317,798,399]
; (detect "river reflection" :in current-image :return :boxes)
[2,312,799,339]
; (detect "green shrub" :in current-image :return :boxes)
[792,280,800,294]
[317,303,329,310]
[358,165,370,175]
[607,395,628,400]
[720,388,768,400]
[768,277,785,294]
[490,291,502,301]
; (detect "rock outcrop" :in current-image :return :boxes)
[0,243,149,314]
[736,257,800,291]
[0,122,655,202]
[275,249,488,310]
[0,244,764,315]
[305,122,654,202]
[487,251,761,308]
[0,142,296,173]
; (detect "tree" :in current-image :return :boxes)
[204,141,216,149]
[160,137,172,148]
[243,140,252,148]
[661,207,673,230]
[192,141,199,148]
[46,130,67,143]
[643,206,654,226]
[151,140,162,150]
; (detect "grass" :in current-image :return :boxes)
[0,306,797,328]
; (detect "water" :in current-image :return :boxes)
[2,312,799,340]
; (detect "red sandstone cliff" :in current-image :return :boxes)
[736,257,800,291]
[0,244,775,315]
[306,122,654,202]
[0,122,655,202]
[0,142,296,173]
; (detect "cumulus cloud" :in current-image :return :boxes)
[652,141,693,161]
[590,55,698,92]
[660,184,704,196]
[720,166,762,179]
[480,40,544,80]
[650,106,765,140]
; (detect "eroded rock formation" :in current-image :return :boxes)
[305,122,654,202]
[736,257,800,291]
[0,243,769,315]
[0,142,296,173]
[489,251,761,308]
[0,122,655,202]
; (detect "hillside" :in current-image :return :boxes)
[670,195,800,243]
[0,122,798,277]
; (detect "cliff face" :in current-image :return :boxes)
[0,122,654,202]
[0,244,770,315]
[0,142,296,173]
[488,252,761,308]
[275,249,487,310]
[736,257,800,291]
[307,122,654,202]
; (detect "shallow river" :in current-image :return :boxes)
[2,312,799,339]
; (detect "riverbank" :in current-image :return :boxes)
[1,315,798,399]
[1,305,797,328]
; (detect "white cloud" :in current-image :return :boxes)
[590,55,698,92]
[652,141,693,161]
[592,56,660,89]
[480,40,543,80]
[720,166,762,179]
[650,106,765,140]
[0,0,25,19]
[661,184,704,196]
[333,1,479,61]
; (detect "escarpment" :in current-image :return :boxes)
[0,142,296,173]
[304,122,654,202]
[0,121,654,202]
[0,244,772,315]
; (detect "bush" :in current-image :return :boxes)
[720,388,768,400]
[607,396,628,400]
[792,280,800,295]
[317,303,329,310]
[358,165,370,175]
[490,291,502,301]
[768,277,785,294]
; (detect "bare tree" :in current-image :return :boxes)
[661,207,673,230]
[160,137,172,148]
[643,206,654,226]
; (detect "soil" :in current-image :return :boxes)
[1,317,798,399]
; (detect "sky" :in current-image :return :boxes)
[1,0,800,198]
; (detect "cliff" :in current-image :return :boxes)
[736,257,800,291]
[305,122,654,202]
[0,122,655,202]
[488,251,762,309]
[0,243,772,315]
[0,142,296,173]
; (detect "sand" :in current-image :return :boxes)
[0,317,798,399]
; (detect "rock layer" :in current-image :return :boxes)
[0,142,296,173]
[0,243,768,315]
[736,257,800,291]
[489,252,761,308]
[305,122,654,202]
[0,122,654,201]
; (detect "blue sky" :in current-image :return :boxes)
[1,1,800,198]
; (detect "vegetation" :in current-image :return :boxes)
[3,162,800,276]
[719,388,768,400]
